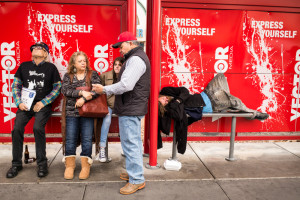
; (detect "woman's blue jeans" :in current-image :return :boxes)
[65,116,94,158]
[100,107,112,148]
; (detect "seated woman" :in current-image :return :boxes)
[158,73,269,154]
[61,51,101,180]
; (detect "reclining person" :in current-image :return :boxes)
[158,73,269,154]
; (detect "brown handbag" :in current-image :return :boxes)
[76,86,109,118]
[74,70,109,118]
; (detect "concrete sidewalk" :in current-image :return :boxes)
[0,141,300,200]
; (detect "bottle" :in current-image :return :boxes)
[24,145,29,164]
[27,157,36,163]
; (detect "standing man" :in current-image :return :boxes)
[92,32,150,195]
[6,42,62,178]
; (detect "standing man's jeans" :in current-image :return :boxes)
[65,116,94,158]
[100,107,112,148]
[12,105,52,167]
[119,115,145,184]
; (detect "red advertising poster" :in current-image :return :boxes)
[0,2,121,134]
[162,8,300,133]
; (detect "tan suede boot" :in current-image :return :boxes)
[63,156,76,180]
[79,156,93,180]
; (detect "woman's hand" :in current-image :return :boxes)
[81,91,93,101]
[75,98,85,108]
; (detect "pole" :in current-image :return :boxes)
[144,0,153,155]
[128,0,136,35]
[172,122,177,160]
[148,0,161,167]
[225,116,237,161]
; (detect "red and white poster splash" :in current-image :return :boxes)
[162,8,300,133]
[0,2,121,134]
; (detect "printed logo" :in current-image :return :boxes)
[214,46,233,73]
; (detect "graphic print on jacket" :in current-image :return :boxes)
[27,70,46,89]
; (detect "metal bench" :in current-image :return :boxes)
[53,112,254,163]
[170,112,255,162]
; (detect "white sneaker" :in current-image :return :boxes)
[99,147,107,163]
[94,154,100,161]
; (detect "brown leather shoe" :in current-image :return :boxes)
[120,182,145,195]
[120,172,129,181]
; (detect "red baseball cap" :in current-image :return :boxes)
[112,31,137,48]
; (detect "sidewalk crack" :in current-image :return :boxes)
[82,184,87,200]
[273,143,300,159]
[188,143,216,179]
[215,180,231,200]
[188,144,230,199]
[49,145,62,167]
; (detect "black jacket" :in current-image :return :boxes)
[158,87,205,154]
[160,87,205,108]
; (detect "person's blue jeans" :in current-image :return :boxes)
[201,92,213,113]
[100,107,112,148]
[119,115,145,184]
[65,116,94,158]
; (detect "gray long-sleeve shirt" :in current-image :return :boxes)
[103,56,146,95]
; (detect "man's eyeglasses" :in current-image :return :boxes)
[32,56,45,59]
[32,46,46,51]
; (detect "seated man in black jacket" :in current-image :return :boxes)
[158,73,269,154]
[6,42,61,178]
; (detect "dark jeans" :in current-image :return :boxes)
[65,116,94,158]
[12,105,52,167]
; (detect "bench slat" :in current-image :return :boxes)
[202,112,254,118]
[51,112,118,117]
[51,112,254,118]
